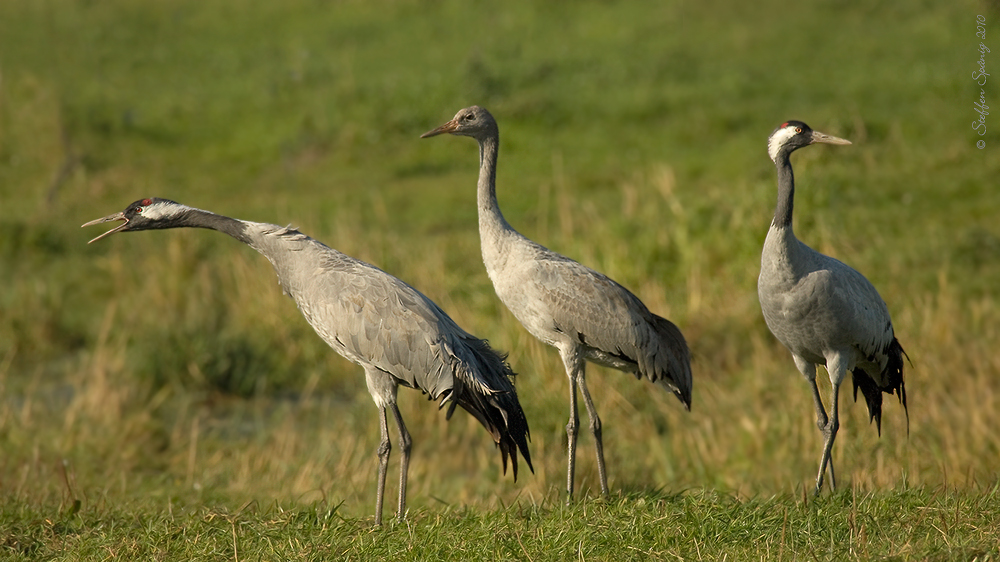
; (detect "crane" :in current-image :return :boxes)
[422,106,691,501]
[83,197,533,524]
[758,121,908,495]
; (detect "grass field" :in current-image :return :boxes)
[2,0,999,559]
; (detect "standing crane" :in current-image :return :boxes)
[758,121,908,495]
[83,197,532,525]
[422,106,691,501]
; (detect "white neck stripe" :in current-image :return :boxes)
[767,127,798,162]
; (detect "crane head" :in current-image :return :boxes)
[421,105,497,140]
[82,197,179,243]
[767,120,851,163]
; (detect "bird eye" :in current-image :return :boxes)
[133,207,142,214]
[795,127,802,133]
[463,113,474,121]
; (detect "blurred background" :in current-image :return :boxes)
[0,0,997,518]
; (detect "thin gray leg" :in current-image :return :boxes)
[815,367,843,495]
[793,356,835,495]
[374,407,391,526]
[560,347,585,503]
[565,374,580,503]
[808,378,830,430]
[578,371,609,497]
[389,404,412,521]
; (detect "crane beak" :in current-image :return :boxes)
[82,212,129,244]
[810,130,852,146]
[420,118,458,138]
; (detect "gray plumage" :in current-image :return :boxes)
[758,121,908,495]
[422,106,692,501]
[83,197,532,525]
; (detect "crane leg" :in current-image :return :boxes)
[810,378,839,495]
[794,356,836,496]
[578,372,609,498]
[561,347,585,503]
[374,407,392,526]
[807,378,829,432]
[814,367,843,496]
[565,375,580,504]
[389,403,412,522]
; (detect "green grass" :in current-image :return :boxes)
[2,0,999,559]
[4,487,1000,560]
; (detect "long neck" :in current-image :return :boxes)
[477,132,514,239]
[168,207,253,245]
[772,152,795,229]
[164,206,315,298]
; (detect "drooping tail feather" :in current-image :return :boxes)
[648,313,693,411]
[439,336,533,479]
[852,337,909,436]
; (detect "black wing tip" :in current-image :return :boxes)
[889,338,910,434]
[514,428,534,476]
[499,430,535,482]
[676,369,694,411]
[449,379,534,482]
[447,336,534,481]
[499,401,534,480]
[852,337,909,436]
[649,313,694,410]
[651,373,692,408]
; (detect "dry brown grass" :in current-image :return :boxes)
[1,2,996,539]
[3,158,997,522]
